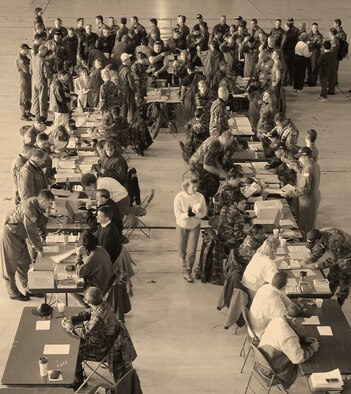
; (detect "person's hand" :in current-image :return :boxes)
[62,318,74,331]
[161,52,166,57]
[85,200,93,210]
[305,337,317,344]
[300,260,312,268]
[187,206,196,217]
[310,341,319,352]
[77,246,85,257]
[37,251,44,258]
[154,71,159,78]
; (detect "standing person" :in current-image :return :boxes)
[148,18,160,41]
[333,19,348,84]
[209,86,230,136]
[0,190,55,301]
[328,29,340,92]
[116,17,129,42]
[95,15,107,37]
[270,19,285,47]
[212,15,230,37]
[177,15,190,49]
[78,24,98,65]
[282,147,321,238]
[99,69,120,115]
[16,43,33,121]
[174,176,207,283]
[90,58,104,107]
[46,31,68,73]
[62,28,78,66]
[257,90,276,147]
[305,129,319,161]
[31,44,51,120]
[118,53,137,122]
[281,18,299,85]
[293,33,312,93]
[75,17,85,38]
[34,7,45,31]
[49,70,71,128]
[241,37,259,78]
[129,16,147,51]
[96,26,114,58]
[318,40,337,102]
[271,49,285,111]
[47,18,68,39]
[131,51,149,112]
[306,23,323,86]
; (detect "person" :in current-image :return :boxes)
[249,272,293,338]
[61,287,136,389]
[135,37,152,58]
[73,231,115,306]
[74,67,94,108]
[62,28,79,66]
[116,17,129,42]
[317,41,337,102]
[100,140,128,186]
[249,18,265,40]
[211,61,230,92]
[265,142,297,186]
[329,28,340,89]
[174,176,207,282]
[107,16,119,38]
[95,15,107,36]
[177,15,190,49]
[209,86,230,136]
[215,168,243,215]
[18,148,48,201]
[238,224,267,267]
[281,18,299,85]
[241,37,259,78]
[93,206,122,263]
[34,7,45,31]
[293,33,312,92]
[47,17,68,39]
[149,18,160,41]
[96,26,114,57]
[271,49,285,111]
[17,43,33,121]
[306,23,323,87]
[197,42,221,84]
[131,51,149,111]
[302,228,351,306]
[75,17,85,38]
[257,90,276,147]
[49,70,71,128]
[148,40,169,80]
[305,129,319,161]
[282,146,321,237]
[118,53,137,122]
[212,15,230,37]
[99,69,120,115]
[186,25,206,64]
[0,190,55,301]
[241,237,279,300]
[11,144,35,205]
[78,24,98,65]
[266,112,299,153]
[194,80,215,125]
[46,31,68,73]
[270,19,284,47]
[259,303,319,389]
[129,16,147,50]
[31,44,51,120]
[333,19,347,84]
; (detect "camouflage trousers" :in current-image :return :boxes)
[327,263,351,305]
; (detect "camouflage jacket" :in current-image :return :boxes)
[209,98,229,136]
[218,205,246,246]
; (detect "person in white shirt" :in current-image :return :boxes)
[174,176,207,282]
[241,236,279,300]
[293,32,312,92]
[258,303,319,389]
[249,272,293,338]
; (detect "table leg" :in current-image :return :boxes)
[65,293,68,306]
[44,293,47,304]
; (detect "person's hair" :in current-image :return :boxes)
[182,175,199,191]
[101,69,110,79]
[77,17,84,23]
[286,303,304,318]
[179,15,186,23]
[276,19,282,23]
[96,15,103,22]
[68,27,75,33]
[150,18,157,25]
[33,33,43,41]
[306,129,317,142]
[334,18,342,26]
[198,80,208,88]
[329,28,337,36]
[239,20,247,28]
[79,66,89,75]
[22,143,35,154]
[274,112,286,123]
[132,15,139,22]
[57,70,68,79]
[120,17,127,25]
[251,18,258,23]
[81,173,97,187]
[233,193,247,204]
[98,205,113,220]
[38,44,47,56]
[84,286,103,306]
[257,236,278,259]
[36,132,49,143]
[96,140,105,150]
[96,188,110,199]
[250,224,264,235]
[227,168,242,180]
[137,51,148,60]
[307,229,322,244]
[272,271,288,290]
[38,189,55,201]
[323,40,331,50]
[140,37,148,46]
[80,230,98,252]
[311,22,318,27]
[194,107,204,118]
[31,148,46,160]
[104,139,120,152]
[55,18,62,22]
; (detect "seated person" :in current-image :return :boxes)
[73,231,116,306]
[241,236,279,300]
[20,116,47,144]
[94,205,122,263]
[249,271,293,338]
[258,303,319,390]
[99,140,128,186]
[89,112,128,146]
[214,168,244,215]
[48,125,70,152]
[180,108,209,162]
[238,224,267,266]
[74,66,94,108]
[265,112,299,154]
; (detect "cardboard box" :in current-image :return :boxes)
[254,200,283,219]
[28,268,54,289]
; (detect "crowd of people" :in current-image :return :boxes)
[3,6,351,392]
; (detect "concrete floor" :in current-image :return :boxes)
[0,1,351,393]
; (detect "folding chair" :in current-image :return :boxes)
[239,305,260,373]
[244,344,288,394]
[124,189,155,240]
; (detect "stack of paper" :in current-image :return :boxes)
[248,141,264,152]
[313,279,331,293]
[288,245,311,260]
[302,316,320,325]
[252,162,272,175]
[309,368,343,391]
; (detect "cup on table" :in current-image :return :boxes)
[315,298,323,308]
[39,356,48,377]
[280,238,287,247]
[57,302,65,313]
[273,229,280,238]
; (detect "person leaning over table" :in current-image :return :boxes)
[281,146,321,238]
[0,189,55,301]
[174,175,207,283]
[258,303,319,390]
[301,228,351,307]
[72,231,116,306]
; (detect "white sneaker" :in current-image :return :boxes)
[297,90,304,93]
[183,273,194,283]
[319,98,328,102]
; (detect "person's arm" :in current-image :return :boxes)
[126,70,137,92]
[76,254,94,279]
[192,194,207,219]
[286,170,313,198]
[303,43,313,58]
[281,334,318,364]
[23,210,43,252]
[173,194,189,221]
[262,260,278,284]
[149,52,164,64]
[155,55,169,77]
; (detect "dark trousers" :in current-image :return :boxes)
[307,61,319,86]
[293,55,307,90]
[283,50,295,85]
[328,264,351,305]
[319,75,328,98]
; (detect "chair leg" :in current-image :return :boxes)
[244,371,254,394]
[234,324,239,335]
[137,218,151,238]
[239,337,247,357]
[76,359,112,392]
[240,344,252,373]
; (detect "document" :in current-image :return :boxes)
[42,246,60,253]
[44,344,70,355]
[36,321,51,330]
[287,278,297,286]
[302,316,320,325]
[281,184,295,193]
[310,368,343,389]
[318,326,333,336]
[288,245,310,253]
[50,248,76,264]
[280,219,295,227]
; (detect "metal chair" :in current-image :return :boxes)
[239,305,260,373]
[244,344,288,394]
[124,189,155,240]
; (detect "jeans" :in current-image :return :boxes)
[176,224,201,274]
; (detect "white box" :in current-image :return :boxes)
[254,200,283,219]
[28,268,54,289]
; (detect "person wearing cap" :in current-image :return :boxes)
[34,7,45,31]
[135,36,152,58]
[17,43,33,121]
[96,26,114,57]
[212,15,230,38]
[118,53,137,122]
[0,189,55,301]
[318,40,337,101]
[131,51,150,112]
[258,303,319,389]
[78,24,98,64]
[270,19,285,47]
[293,32,312,92]
[306,23,323,87]
[111,35,132,68]
[281,146,321,237]
[209,86,230,137]
[47,18,68,40]
[281,18,299,85]
[46,30,68,73]
[302,227,351,306]
[49,70,71,128]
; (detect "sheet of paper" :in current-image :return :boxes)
[302,316,320,325]
[281,184,295,193]
[36,321,51,330]
[280,219,295,227]
[50,248,76,264]
[44,344,70,355]
[288,252,311,260]
[287,278,297,286]
[288,245,310,253]
[317,326,333,336]
[43,246,60,253]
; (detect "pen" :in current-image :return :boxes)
[56,315,66,319]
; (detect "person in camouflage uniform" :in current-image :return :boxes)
[131,52,149,112]
[266,112,299,154]
[238,224,267,267]
[302,228,351,306]
[209,86,230,136]
[195,80,215,126]
[99,69,120,115]
[211,61,231,92]
[214,168,244,215]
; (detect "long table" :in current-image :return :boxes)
[1,307,82,387]
[300,300,351,375]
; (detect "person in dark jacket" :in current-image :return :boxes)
[281,18,299,85]
[16,43,32,121]
[94,206,122,263]
[317,40,337,102]
[96,26,115,57]
[118,53,137,122]
[62,28,78,66]
[49,70,71,127]
[100,140,128,186]
[78,24,98,64]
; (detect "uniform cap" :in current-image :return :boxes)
[120,53,132,62]
[294,146,313,158]
[288,17,294,22]
[20,43,31,50]
[35,7,43,13]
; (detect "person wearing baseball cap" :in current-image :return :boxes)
[16,44,33,121]
[34,7,45,31]
[281,145,321,238]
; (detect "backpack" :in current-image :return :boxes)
[125,168,141,206]
[338,40,349,60]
